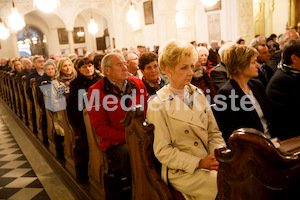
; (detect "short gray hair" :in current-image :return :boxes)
[43,59,56,72]
[279,29,298,47]
[101,52,122,76]
[196,46,209,56]
[20,58,32,65]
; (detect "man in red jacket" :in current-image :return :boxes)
[87,52,149,182]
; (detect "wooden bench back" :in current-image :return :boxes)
[30,78,46,142]
[121,106,173,200]
[215,128,300,200]
[83,107,108,200]
[11,74,21,118]
[17,75,27,124]
[22,75,34,132]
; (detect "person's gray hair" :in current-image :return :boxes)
[279,29,298,47]
[123,52,135,61]
[43,59,56,72]
[101,52,122,76]
[210,40,218,46]
[218,42,234,61]
[20,58,32,65]
[196,46,209,56]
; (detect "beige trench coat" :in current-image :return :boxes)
[147,84,226,200]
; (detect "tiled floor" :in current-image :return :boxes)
[0,116,50,200]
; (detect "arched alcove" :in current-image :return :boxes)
[17,26,47,57]
[23,10,67,57]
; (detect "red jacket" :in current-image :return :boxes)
[87,77,149,151]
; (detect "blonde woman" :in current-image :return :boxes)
[11,60,24,75]
[56,57,76,94]
[146,39,226,200]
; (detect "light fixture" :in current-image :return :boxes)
[32,36,38,44]
[8,1,25,31]
[24,38,31,43]
[33,0,60,13]
[0,19,10,40]
[126,2,141,31]
[201,0,218,7]
[77,29,85,37]
[88,17,98,34]
[17,40,24,44]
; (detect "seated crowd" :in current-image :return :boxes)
[0,28,299,200]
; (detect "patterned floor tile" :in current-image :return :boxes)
[5,177,37,188]
[0,161,27,169]
[0,177,16,187]
[0,154,23,161]
[1,168,31,177]
[0,116,51,200]
[6,188,43,200]
[0,188,21,199]
[31,190,51,200]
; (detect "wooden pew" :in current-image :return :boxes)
[11,74,21,118]
[5,72,11,106]
[83,108,108,200]
[22,76,35,132]
[215,128,300,200]
[17,75,28,124]
[8,73,16,112]
[61,104,88,181]
[30,78,47,142]
[121,106,177,200]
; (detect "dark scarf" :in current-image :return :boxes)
[57,73,75,86]
[142,76,162,91]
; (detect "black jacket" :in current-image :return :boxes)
[213,79,272,142]
[210,62,228,92]
[26,69,43,101]
[266,69,300,140]
[257,64,274,88]
[267,50,281,73]
[68,74,101,136]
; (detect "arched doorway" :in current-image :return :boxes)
[17,26,48,57]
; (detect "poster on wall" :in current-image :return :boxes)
[207,13,221,43]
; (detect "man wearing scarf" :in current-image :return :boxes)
[266,39,300,140]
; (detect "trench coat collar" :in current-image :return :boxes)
[156,84,207,130]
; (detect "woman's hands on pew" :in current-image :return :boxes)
[198,153,219,171]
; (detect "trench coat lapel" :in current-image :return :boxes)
[157,86,207,130]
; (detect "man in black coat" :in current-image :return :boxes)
[26,55,44,101]
[253,43,274,88]
[266,39,300,140]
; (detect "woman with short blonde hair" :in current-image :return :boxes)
[224,44,258,79]
[214,44,273,142]
[147,39,226,200]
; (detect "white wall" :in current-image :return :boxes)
[272,0,289,36]
[0,0,292,58]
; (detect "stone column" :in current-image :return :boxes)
[67,30,75,54]
[290,0,297,28]
[237,0,254,45]
[11,33,20,58]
